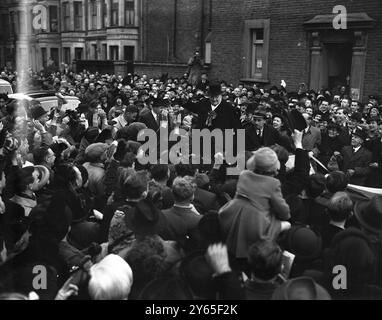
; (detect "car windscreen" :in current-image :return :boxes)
[0,85,13,94]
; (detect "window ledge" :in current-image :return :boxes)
[240,78,270,84]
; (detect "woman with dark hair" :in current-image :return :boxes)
[272,114,287,134]
[272,114,293,151]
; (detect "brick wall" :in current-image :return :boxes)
[210,0,382,101]
[174,0,210,62]
[143,0,210,64]
[134,62,188,78]
[144,0,175,62]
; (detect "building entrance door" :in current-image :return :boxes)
[325,43,352,91]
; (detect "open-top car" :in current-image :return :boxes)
[0,79,13,94]
[8,91,81,113]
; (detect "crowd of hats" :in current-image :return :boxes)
[0,66,382,301]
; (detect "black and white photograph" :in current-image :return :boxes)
[0,0,382,305]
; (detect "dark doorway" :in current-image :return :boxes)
[50,48,59,66]
[75,48,83,60]
[124,46,134,61]
[325,43,352,90]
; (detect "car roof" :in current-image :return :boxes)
[9,91,79,101]
[8,93,33,101]
[0,79,11,85]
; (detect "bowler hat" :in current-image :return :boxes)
[31,105,47,120]
[84,127,100,143]
[286,225,322,260]
[246,102,258,113]
[151,98,165,109]
[352,128,367,141]
[354,195,382,234]
[125,198,166,236]
[68,221,101,250]
[253,110,267,119]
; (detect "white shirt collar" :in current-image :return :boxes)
[151,110,158,120]
[211,100,221,111]
[353,145,361,153]
[173,203,200,215]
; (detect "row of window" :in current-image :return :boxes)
[63,0,135,31]
[3,0,135,36]
[61,45,134,64]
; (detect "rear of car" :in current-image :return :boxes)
[8,91,81,119]
[26,91,81,112]
[0,79,13,95]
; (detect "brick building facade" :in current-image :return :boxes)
[0,0,210,78]
[0,0,141,73]
[209,0,382,101]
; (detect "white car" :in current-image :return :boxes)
[0,79,13,94]
[8,91,81,113]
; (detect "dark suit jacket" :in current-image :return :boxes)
[183,99,241,130]
[138,111,160,132]
[338,125,351,146]
[245,124,281,151]
[160,206,201,246]
[318,224,344,249]
[365,138,382,187]
[340,146,372,185]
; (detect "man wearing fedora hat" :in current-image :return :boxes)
[339,128,372,186]
[245,110,283,151]
[138,97,166,133]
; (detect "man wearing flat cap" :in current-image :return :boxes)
[245,110,284,151]
[339,128,372,185]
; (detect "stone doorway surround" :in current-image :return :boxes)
[304,13,375,101]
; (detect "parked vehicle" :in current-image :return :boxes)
[0,79,13,94]
[8,91,80,113]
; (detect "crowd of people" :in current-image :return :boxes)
[0,65,381,300]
